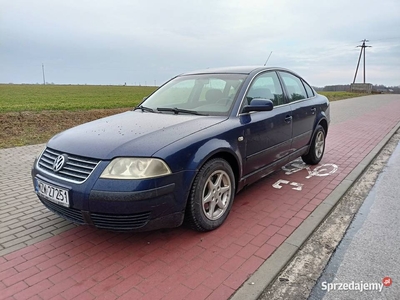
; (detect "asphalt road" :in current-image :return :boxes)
[309,140,400,299]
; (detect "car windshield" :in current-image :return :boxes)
[141,74,247,116]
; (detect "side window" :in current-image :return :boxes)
[245,71,284,107]
[279,72,307,102]
[303,80,315,98]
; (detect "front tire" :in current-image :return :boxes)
[302,125,326,165]
[186,158,235,232]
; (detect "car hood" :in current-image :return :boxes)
[47,110,226,159]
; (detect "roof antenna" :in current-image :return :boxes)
[264,51,273,66]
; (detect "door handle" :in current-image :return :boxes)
[311,107,316,114]
[284,115,293,123]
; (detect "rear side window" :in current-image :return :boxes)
[279,72,307,102]
[303,80,315,98]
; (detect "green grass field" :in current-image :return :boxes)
[0,84,158,113]
[0,84,369,113]
[0,84,369,148]
[319,91,366,101]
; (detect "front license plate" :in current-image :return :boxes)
[37,179,70,207]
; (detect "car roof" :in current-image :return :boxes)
[180,66,276,75]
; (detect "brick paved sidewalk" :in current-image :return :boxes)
[1,95,399,300]
[0,145,76,257]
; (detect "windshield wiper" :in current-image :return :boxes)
[157,107,208,116]
[136,105,155,113]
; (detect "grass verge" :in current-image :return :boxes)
[318,91,366,101]
[0,108,129,148]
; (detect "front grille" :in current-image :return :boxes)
[38,148,100,183]
[39,198,85,224]
[91,212,151,230]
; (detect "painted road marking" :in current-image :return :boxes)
[272,179,290,189]
[273,160,339,191]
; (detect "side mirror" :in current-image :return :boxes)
[242,99,273,113]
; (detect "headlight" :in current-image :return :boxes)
[100,158,171,179]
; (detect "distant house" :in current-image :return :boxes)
[350,83,372,93]
[323,85,351,92]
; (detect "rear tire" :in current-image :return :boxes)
[186,158,235,232]
[302,125,326,165]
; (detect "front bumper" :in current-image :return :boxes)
[37,196,184,231]
[32,159,195,231]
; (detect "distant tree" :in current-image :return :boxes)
[323,85,350,92]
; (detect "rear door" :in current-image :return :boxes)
[240,71,292,176]
[278,71,317,150]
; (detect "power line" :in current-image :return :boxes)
[369,37,400,42]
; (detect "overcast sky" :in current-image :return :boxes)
[1,0,399,87]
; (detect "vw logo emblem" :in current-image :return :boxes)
[53,155,67,172]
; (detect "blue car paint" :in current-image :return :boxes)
[33,112,239,230]
[47,111,226,160]
[32,66,330,231]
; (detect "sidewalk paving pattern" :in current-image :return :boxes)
[1,95,400,300]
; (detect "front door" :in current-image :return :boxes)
[240,71,292,176]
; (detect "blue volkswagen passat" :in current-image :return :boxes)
[32,66,330,232]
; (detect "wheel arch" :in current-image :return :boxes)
[318,118,329,136]
[183,149,241,217]
[205,151,240,191]
[304,118,328,158]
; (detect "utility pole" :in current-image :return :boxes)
[352,39,371,84]
[42,63,46,85]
